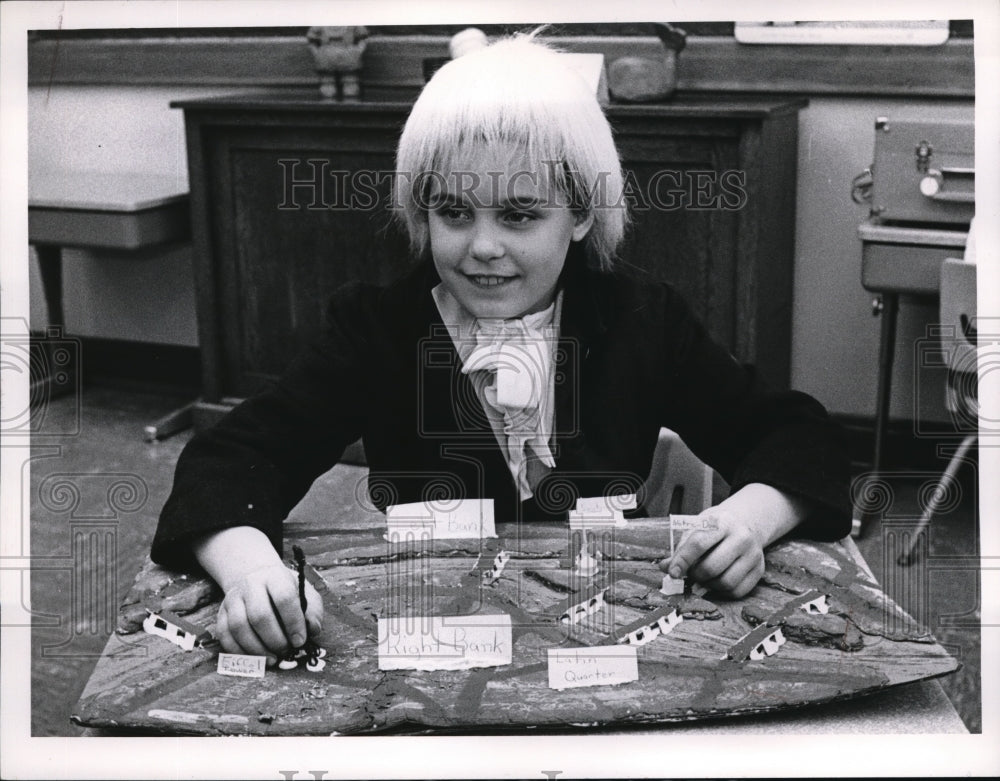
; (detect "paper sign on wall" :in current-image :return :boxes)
[386,499,496,540]
[547,646,639,690]
[377,614,512,671]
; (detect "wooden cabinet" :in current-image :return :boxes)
[174,92,805,423]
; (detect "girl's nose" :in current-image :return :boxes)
[469,220,504,261]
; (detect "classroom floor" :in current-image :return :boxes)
[27,386,983,736]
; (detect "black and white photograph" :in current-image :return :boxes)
[1,1,997,778]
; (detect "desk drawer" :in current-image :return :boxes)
[861,242,961,295]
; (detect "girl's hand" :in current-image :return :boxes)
[658,483,810,599]
[659,508,766,598]
[215,563,324,664]
[192,526,325,665]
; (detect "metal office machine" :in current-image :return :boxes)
[853,116,973,534]
[869,117,974,226]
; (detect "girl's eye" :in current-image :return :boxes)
[437,205,470,222]
[504,211,537,226]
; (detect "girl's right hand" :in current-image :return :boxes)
[215,563,324,664]
[192,526,325,665]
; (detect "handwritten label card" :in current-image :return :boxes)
[386,499,496,541]
[669,514,719,531]
[547,646,639,691]
[568,510,626,529]
[377,614,512,671]
[217,653,266,678]
[575,494,636,514]
[569,494,635,529]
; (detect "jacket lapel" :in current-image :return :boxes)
[409,263,519,507]
[404,249,618,516]
[551,246,609,461]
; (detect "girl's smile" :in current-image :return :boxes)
[426,149,593,319]
[468,274,515,287]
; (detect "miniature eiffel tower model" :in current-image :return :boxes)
[573,530,601,577]
[278,545,328,672]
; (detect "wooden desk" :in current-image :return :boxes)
[72,465,961,735]
[172,92,806,430]
[28,172,192,435]
[29,171,190,328]
[857,219,968,478]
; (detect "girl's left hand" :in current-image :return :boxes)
[658,508,766,598]
[657,482,809,599]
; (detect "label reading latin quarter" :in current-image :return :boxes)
[547,646,639,690]
[377,614,512,671]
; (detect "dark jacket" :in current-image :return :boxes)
[152,252,852,571]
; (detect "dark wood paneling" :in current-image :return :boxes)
[52,335,201,394]
[185,101,415,399]
[610,131,740,351]
[29,34,974,98]
[176,94,805,413]
[674,37,974,97]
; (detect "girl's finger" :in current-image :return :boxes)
[725,557,765,599]
[225,596,277,663]
[244,586,297,653]
[215,604,240,655]
[303,581,325,637]
[662,526,724,578]
[266,574,308,648]
[688,533,747,582]
[704,550,764,597]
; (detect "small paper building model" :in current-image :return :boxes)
[142,608,212,651]
[624,623,660,646]
[660,574,685,596]
[728,623,787,662]
[573,546,601,577]
[468,545,509,585]
[801,593,830,614]
[557,585,609,625]
[748,628,786,660]
[482,551,510,585]
[613,605,683,646]
[656,610,682,633]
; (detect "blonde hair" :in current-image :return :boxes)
[393,34,627,271]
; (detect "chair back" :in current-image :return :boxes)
[940,256,978,422]
[643,428,718,516]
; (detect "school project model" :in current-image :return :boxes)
[73,496,956,735]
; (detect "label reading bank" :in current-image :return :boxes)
[378,614,512,671]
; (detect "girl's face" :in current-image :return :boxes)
[426,148,593,319]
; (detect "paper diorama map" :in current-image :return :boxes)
[74,497,957,735]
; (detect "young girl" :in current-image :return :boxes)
[152,35,850,664]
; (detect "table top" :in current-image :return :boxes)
[170,90,808,119]
[74,464,963,736]
[29,171,188,212]
[858,218,969,248]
